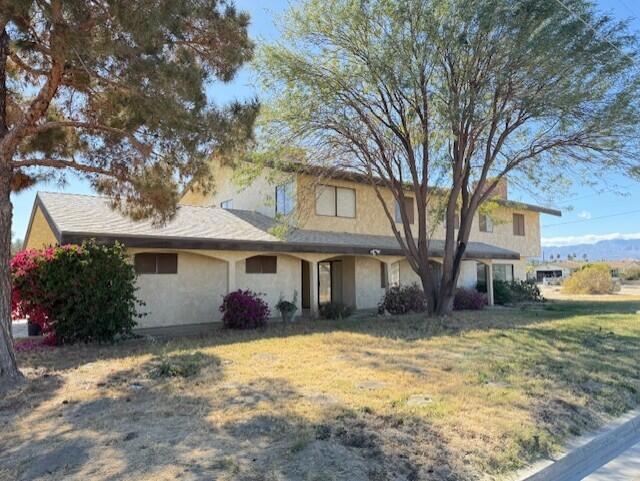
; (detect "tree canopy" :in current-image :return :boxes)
[0,0,257,390]
[255,0,640,313]
[2,0,258,219]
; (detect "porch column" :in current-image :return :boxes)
[384,260,394,289]
[227,259,237,293]
[486,261,494,306]
[309,261,319,317]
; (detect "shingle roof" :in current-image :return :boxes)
[33,192,520,260]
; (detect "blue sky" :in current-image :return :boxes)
[11,0,640,248]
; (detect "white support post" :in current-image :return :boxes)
[227,259,237,293]
[486,262,494,306]
[384,261,394,289]
[309,261,319,317]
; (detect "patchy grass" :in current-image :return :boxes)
[1,295,640,481]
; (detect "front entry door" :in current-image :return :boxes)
[318,260,343,305]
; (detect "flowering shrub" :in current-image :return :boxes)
[11,241,140,344]
[453,288,487,310]
[378,284,427,315]
[219,289,270,329]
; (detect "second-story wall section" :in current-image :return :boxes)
[181,159,296,219]
[296,173,543,258]
[180,159,553,259]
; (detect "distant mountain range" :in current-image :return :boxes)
[542,238,640,261]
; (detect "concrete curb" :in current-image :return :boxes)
[516,408,640,481]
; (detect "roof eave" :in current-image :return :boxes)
[59,231,521,261]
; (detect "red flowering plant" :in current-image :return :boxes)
[11,246,72,342]
[11,241,140,344]
[219,290,270,329]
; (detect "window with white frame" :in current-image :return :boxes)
[493,264,514,282]
[395,197,415,224]
[276,182,295,215]
[220,199,233,209]
[479,213,493,233]
[315,185,356,218]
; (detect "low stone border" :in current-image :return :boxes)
[512,408,640,481]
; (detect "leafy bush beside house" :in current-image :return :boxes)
[378,284,427,315]
[319,302,353,320]
[11,241,141,344]
[220,290,270,329]
[563,264,620,295]
[493,280,544,305]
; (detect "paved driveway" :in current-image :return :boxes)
[12,320,28,339]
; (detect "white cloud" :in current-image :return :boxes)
[577,210,591,220]
[541,232,640,247]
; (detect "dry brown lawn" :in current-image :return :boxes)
[1,294,640,481]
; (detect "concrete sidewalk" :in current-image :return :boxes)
[518,408,640,481]
[583,441,640,481]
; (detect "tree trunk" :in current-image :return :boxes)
[0,26,23,392]
[0,166,20,391]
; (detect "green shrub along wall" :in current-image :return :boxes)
[11,241,141,344]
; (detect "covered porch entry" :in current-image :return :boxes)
[300,255,390,314]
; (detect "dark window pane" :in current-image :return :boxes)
[245,255,277,274]
[262,256,277,274]
[513,213,525,236]
[380,262,387,288]
[395,197,414,224]
[135,254,157,274]
[245,256,262,274]
[157,254,178,274]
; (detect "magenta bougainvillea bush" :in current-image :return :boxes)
[11,241,140,344]
[219,289,270,329]
[453,288,488,311]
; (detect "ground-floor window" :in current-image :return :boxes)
[134,253,178,274]
[476,263,488,292]
[493,263,514,282]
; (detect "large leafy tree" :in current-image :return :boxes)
[256,0,640,315]
[0,0,257,390]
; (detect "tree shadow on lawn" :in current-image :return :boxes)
[2,351,476,481]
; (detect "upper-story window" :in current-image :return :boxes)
[513,213,525,236]
[443,211,460,229]
[479,213,493,233]
[276,182,295,215]
[395,197,414,224]
[315,185,356,218]
[220,199,233,209]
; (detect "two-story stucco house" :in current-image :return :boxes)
[23,159,560,331]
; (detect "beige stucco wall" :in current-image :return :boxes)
[133,251,227,328]
[24,206,58,250]
[354,257,386,309]
[126,247,532,329]
[181,160,294,218]
[235,254,302,312]
[297,174,541,258]
[181,162,542,259]
[396,259,480,288]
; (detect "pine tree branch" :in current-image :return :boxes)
[34,121,152,156]
[12,157,124,178]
